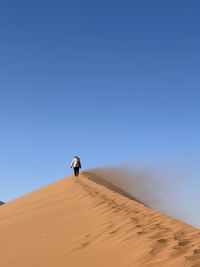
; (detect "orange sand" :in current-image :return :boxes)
[0,171,200,267]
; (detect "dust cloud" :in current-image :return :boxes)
[84,165,200,228]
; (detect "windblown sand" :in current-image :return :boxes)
[0,172,200,267]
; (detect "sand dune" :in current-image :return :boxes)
[0,171,200,267]
[0,201,4,205]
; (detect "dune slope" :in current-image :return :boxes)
[0,172,200,267]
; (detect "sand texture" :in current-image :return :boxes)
[0,172,200,267]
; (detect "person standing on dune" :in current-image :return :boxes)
[70,156,81,176]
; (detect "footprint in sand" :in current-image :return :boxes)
[157,238,168,244]
[137,231,144,235]
[173,239,191,251]
[109,230,117,235]
[174,231,186,240]
[193,249,200,255]
[178,240,190,247]
[186,249,200,260]
[81,241,89,248]
[72,234,92,251]
[149,239,168,256]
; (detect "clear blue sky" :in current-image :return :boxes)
[1,0,200,203]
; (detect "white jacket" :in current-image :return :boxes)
[70,157,81,168]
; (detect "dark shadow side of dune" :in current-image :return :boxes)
[82,170,147,206]
[0,201,4,205]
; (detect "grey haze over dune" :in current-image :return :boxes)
[85,166,200,228]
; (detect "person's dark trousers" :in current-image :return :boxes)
[74,167,79,176]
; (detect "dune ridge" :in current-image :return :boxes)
[0,172,200,266]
